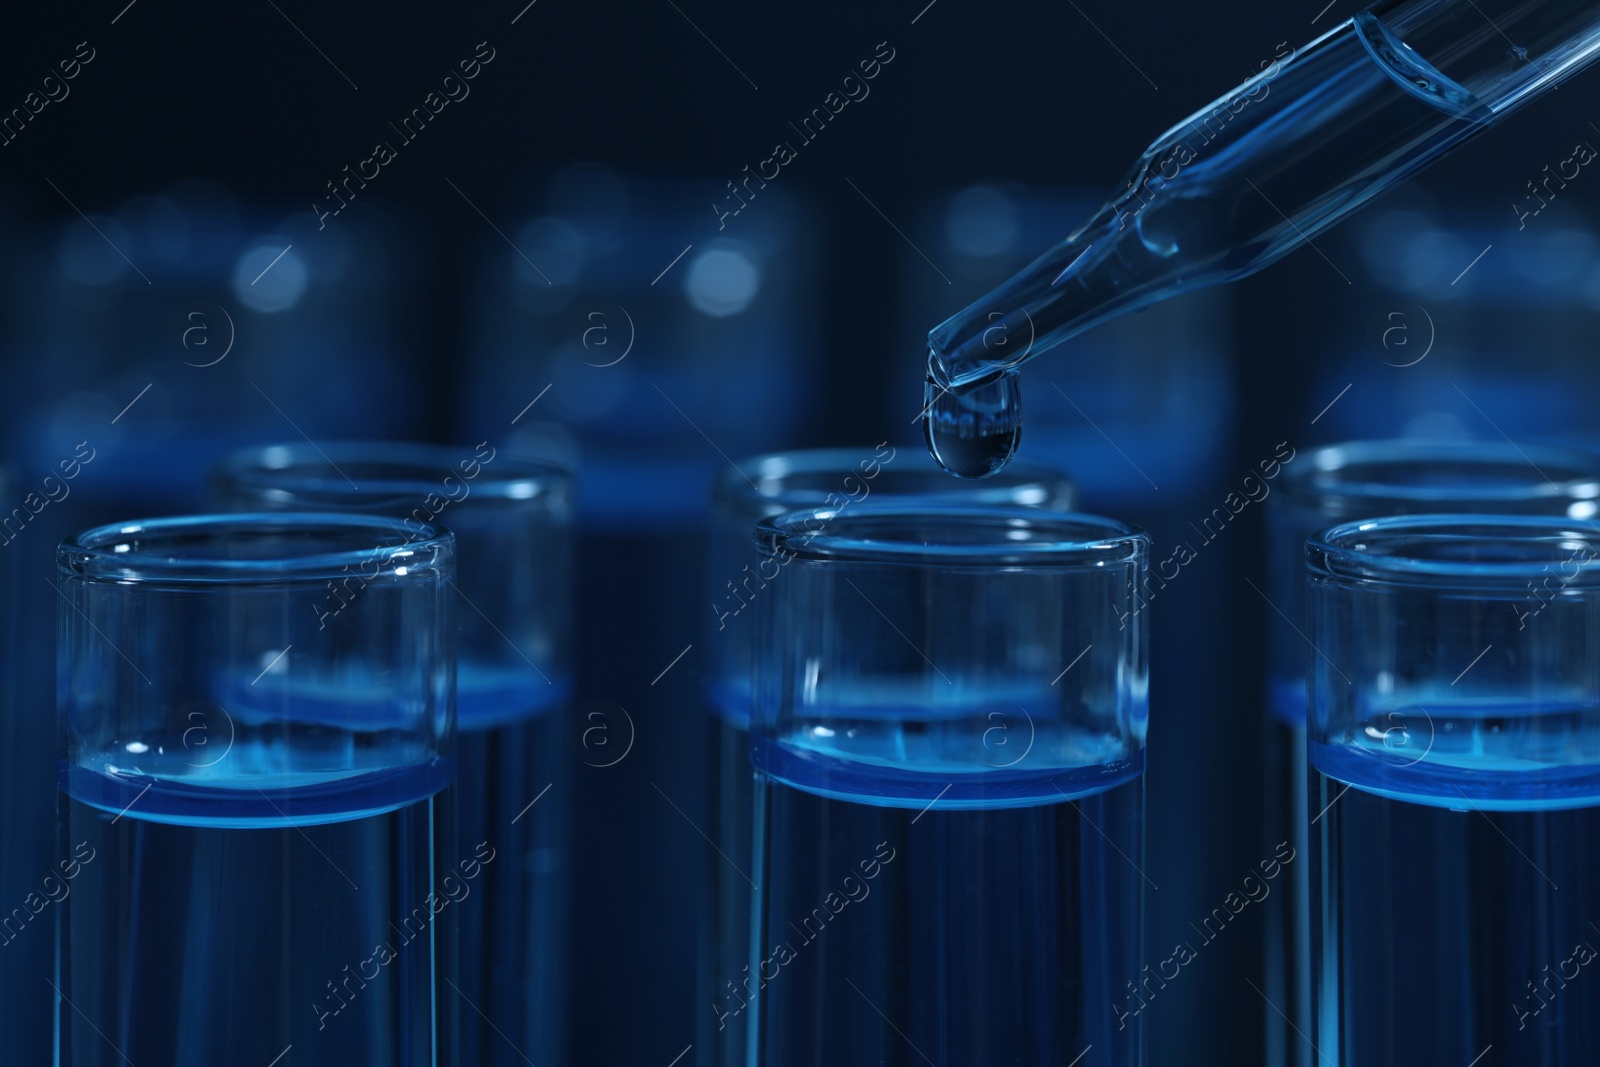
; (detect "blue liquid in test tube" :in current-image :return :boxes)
[1264,439,1600,1066]
[747,504,1148,1066]
[701,449,1076,1067]
[55,514,455,1066]
[212,442,575,1067]
[1308,514,1600,1065]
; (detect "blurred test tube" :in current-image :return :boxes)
[457,162,819,1063]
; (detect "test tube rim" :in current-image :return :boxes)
[756,502,1146,568]
[1280,438,1600,518]
[211,439,573,510]
[711,446,1077,520]
[58,511,455,584]
[1307,512,1600,590]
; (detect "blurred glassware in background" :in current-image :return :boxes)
[6,178,428,514]
[1312,195,1600,449]
[465,162,820,1063]
[1309,514,1600,1065]
[749,504,1149,1066]
[0,180,429,1064]
[56,514,455,1067]
[700,447,1076,1067]
[1264,438,1600,1067]
[460,161,817,524]
[211,441,575,1067]
[900,182,1245,1063]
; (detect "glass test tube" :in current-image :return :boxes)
[211,442,575,1067]
[1308,515,1600,1065]
[56,514,454,1067]
[701,449,1077,1067]
[1262,437,1600,1065]
[747,504,1148,1066]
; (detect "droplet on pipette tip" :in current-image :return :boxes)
[922,371,1022,478]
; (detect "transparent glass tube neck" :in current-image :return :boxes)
[1281,439,1600,518]
[1308,513,1600,589]
[58,513,454,583]
[1369,0,1600,114]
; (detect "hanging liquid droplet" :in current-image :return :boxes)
[922,371,1022,478]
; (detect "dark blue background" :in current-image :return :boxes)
[3,2,1599,1065]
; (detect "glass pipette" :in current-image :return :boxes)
[923,0,1600,476]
